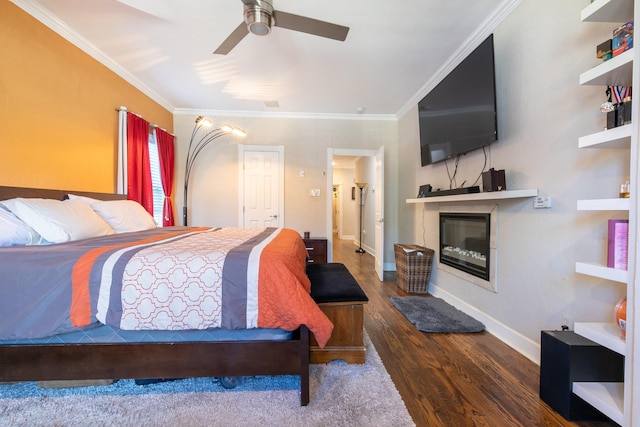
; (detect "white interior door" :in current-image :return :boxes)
[374,146,384,281]
[240,147,284,228]
[332,184,341,236]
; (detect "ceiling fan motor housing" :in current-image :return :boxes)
[244,1,274,36]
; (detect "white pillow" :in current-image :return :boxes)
[1,198,114,243]
[68,195,157,233]
[0,206,44,246]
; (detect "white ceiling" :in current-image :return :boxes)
[16,0,509,118]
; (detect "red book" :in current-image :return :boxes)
[608,219,629,270]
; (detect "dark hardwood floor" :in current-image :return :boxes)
[331,237,617,427]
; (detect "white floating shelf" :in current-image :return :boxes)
[406,189,538,204]
[579,48,633,86]
[581,0,633,23]
[579,124,632,149]
[574,322,626,354]
[576,262,628,283]
[573,382,624,425]
[577,198,630,211]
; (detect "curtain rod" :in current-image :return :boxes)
[116,106,174,136]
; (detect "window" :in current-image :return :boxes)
[148,132,164,227]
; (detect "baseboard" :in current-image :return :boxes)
[428,284,541,365]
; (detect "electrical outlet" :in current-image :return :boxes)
[562,313,573,330]
[533,196,552,209]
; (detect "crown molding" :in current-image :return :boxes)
[11,0,175,112]
[173,108,398,121]
[395,0,524,119]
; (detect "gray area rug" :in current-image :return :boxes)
[0,332,414,427]
[391,296,485,333]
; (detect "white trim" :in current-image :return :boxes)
[173,108,397,122]
[428,284,541,364]
[11,0,174,112]
[116,107,128,195]
[396,0,525,119]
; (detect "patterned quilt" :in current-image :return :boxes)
[0,227,333,347]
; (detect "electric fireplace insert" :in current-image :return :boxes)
[439,213,490,281]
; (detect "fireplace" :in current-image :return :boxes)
[439,213,490,281]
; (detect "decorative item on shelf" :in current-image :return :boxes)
[614,297,627,339]
[602,86,632,129]
[613,86,632,127]
[596,39,612,61]
[355,182,367,254]
[620,178,630,198]
[607,219,629,270]
[183,116,247,226]
[612,20,633,57]
[481,168,506,192]
[622,94,632,125]
[601,86,616,129]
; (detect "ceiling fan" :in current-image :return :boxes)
[214,0,350,55]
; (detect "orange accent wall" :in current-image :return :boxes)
[0,2,173,193]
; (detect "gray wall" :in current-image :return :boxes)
[398,0,628,361]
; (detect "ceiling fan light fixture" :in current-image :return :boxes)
[245,7,272,36]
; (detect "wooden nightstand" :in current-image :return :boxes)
[303,238,327,264]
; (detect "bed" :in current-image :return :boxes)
[0,186,333,405]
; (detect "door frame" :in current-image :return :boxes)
[238,145,285,227]
[326,148,381,266]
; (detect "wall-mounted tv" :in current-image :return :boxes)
[418,34,498,166]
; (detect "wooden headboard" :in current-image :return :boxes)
[0,186,126,202]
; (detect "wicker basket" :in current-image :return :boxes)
[394,244,434,294]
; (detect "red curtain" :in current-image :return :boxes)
[155,128,176,226]
[126,112,153,214]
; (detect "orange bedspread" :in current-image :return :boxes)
[69,227,333,347]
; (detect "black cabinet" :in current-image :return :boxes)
[540,330,624,421]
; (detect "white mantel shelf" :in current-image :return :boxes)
[406,189,539,204]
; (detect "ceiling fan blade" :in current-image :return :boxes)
[214,22,250,55]
[273,11,349,41]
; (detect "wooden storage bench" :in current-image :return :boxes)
[306,263,368,364]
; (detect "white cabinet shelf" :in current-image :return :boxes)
[579,124,632,148]
[576,262,629,283]
[577,198,630,211]
[406,189,538,204]
[574,322,626,354]
[580,48,633,86]
[582,0,633,23]
[575,0,634,424]
[573,382,624,426]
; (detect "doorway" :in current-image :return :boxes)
[327,147,384,280]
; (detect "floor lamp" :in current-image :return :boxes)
[183,116,246,226]
[355,182,367,253]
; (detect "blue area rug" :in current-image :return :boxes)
[0,333,415,426]
[0,375,296,399]
[391,295,485,333]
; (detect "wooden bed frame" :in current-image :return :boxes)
[0,186,310,405]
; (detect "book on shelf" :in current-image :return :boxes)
[608,219,629,270]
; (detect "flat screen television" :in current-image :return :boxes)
[418,34,498,166]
